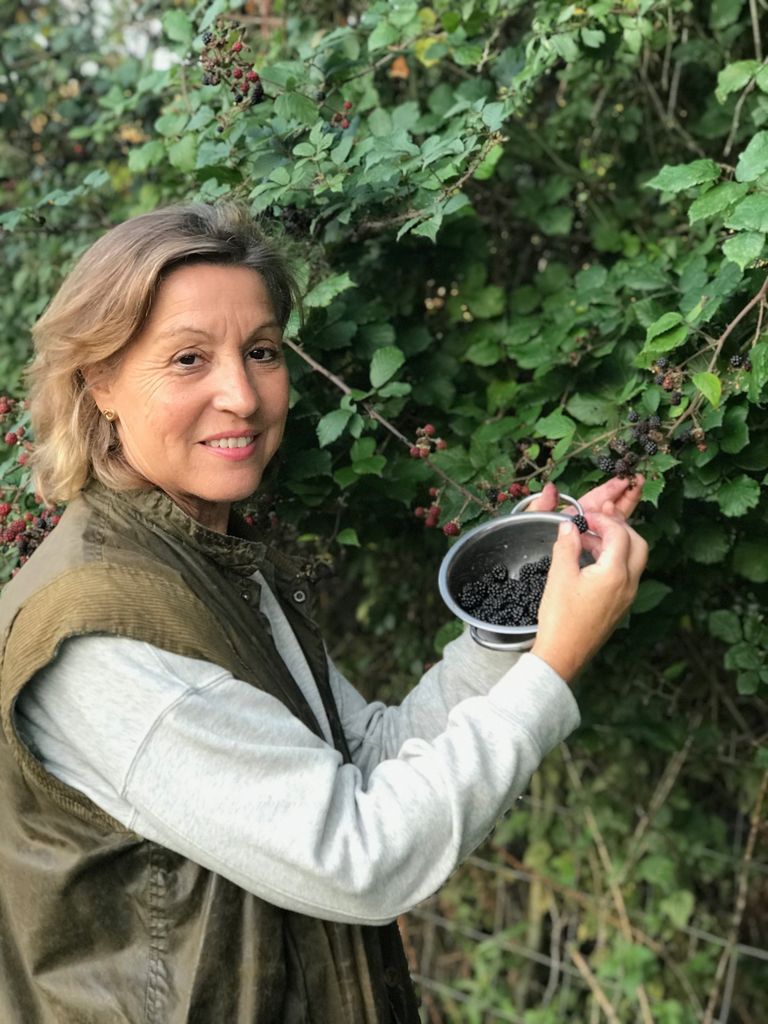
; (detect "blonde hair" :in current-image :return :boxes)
[28,202,299,504]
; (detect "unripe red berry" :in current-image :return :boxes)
[4,431,17,445]
[428,487,439,497]
[521,484,530,496]
[17,451,28,465]
[232,41,243,52]
[435,438,447,450]
[16,426,25,438]
[497,491,508,502]
[425,515,438,528]
[409,445,421,458]
[244,514,255,526]
[422,424,435,436]
[341,118,350,129]
[414,506,426,518]
[443,521,460,537]
[343,100,352,110]
[247,70,259,82]
[428,504,440,517]
[50,514,61,526]
[24,512,33,522]
[0,502,10,518]
[233,67,243,79]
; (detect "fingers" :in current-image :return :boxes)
[548,518,583,582]
[585,510,647,582]
[527,481,558,512]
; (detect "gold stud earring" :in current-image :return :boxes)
[103,409,117,422]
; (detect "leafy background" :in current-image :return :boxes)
[1,0,767,1020]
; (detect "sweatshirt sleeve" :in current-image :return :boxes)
[328,628,546,780]
[17,634,579,926]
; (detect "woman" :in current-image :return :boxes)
[0,203,647,1023]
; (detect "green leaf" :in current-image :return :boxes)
[715,60,759,103]
[304,272,355,309]
[317,408,353,447]
[646,311,685,342]
[725,194,768,233]
[735,131,768,182]
[659,890,694,929]
[722,231,765,270]
[581,27,606,48]
[645,160,720,193]
[168,135,197,172]
[370,346,406,388]
[535,410,576,439]
[163,9,193,45]
[368,19,399,52]
[733,541,768,583]
[720,403,750,453]
[632,580,672,614]
[708,609,743,644]
[688,182,749,224]
[550,33,579,63]
[684,523,732,564]
[714,474,761,517]
[127,140,166,172]
[691,372,722,408]
[336,528,360,546]
[275,91,319,126]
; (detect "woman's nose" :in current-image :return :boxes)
[212,358,260,417]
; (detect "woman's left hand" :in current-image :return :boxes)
[526,475,645,521]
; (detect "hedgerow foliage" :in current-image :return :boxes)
[1,1,767,1020]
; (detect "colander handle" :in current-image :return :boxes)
[509,491,585,517]
[469,626,536,652]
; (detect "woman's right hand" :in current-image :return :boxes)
[531,506,648,683]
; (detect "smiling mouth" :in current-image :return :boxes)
[202,435,256,449]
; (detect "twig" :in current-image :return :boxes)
[701,768,768,1024]
[639,65,706,158]
[282,338,484,507]
[750,0,764,61]
[667,26,686,120]
[672,273,768,434]
[724,76,758,157]
[568,945,622,1024]
[562,746,656,1024]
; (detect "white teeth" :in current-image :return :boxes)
[204,436,255,449]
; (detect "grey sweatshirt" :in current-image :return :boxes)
[15,572,579,926]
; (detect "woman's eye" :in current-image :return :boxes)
[248,346,278,362]
[176,352,199,367]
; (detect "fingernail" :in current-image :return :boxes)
[559,521,573,535]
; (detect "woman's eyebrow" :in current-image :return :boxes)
[156,321,282,341]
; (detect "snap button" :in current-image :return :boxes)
[240,591,251,602]
[292,589,306,604]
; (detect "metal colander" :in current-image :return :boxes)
[438,493,593,651]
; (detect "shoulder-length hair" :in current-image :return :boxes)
[28,202,300,504]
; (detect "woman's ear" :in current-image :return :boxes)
[80,365,113,414]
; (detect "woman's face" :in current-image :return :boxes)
[91,263,290,532]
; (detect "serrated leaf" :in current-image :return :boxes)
[127,140,166,173]
[735,131,768,182]
[685,523,731,564]
[688,181,749,224]
[715,474,761,517]
[632,580,672,614]
[645,160,720,193]
[316,407,353,447]
[168,135,197,172]
[370,346,405,388]
[304,272,355,308]
[274,91,319,126]
[692,372,722,407]
[709,609,743,643]
[715,60,759,103]
[722,231,765,270]
[725,194,768,232]
[163,9,193,45]
[646,312,684,342]
[535,410,576,439]
[721,403,750,453]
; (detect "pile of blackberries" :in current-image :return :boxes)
[457,557,551,628]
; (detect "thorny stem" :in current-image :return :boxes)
[282,338,485,507]
[674,273,768,434]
